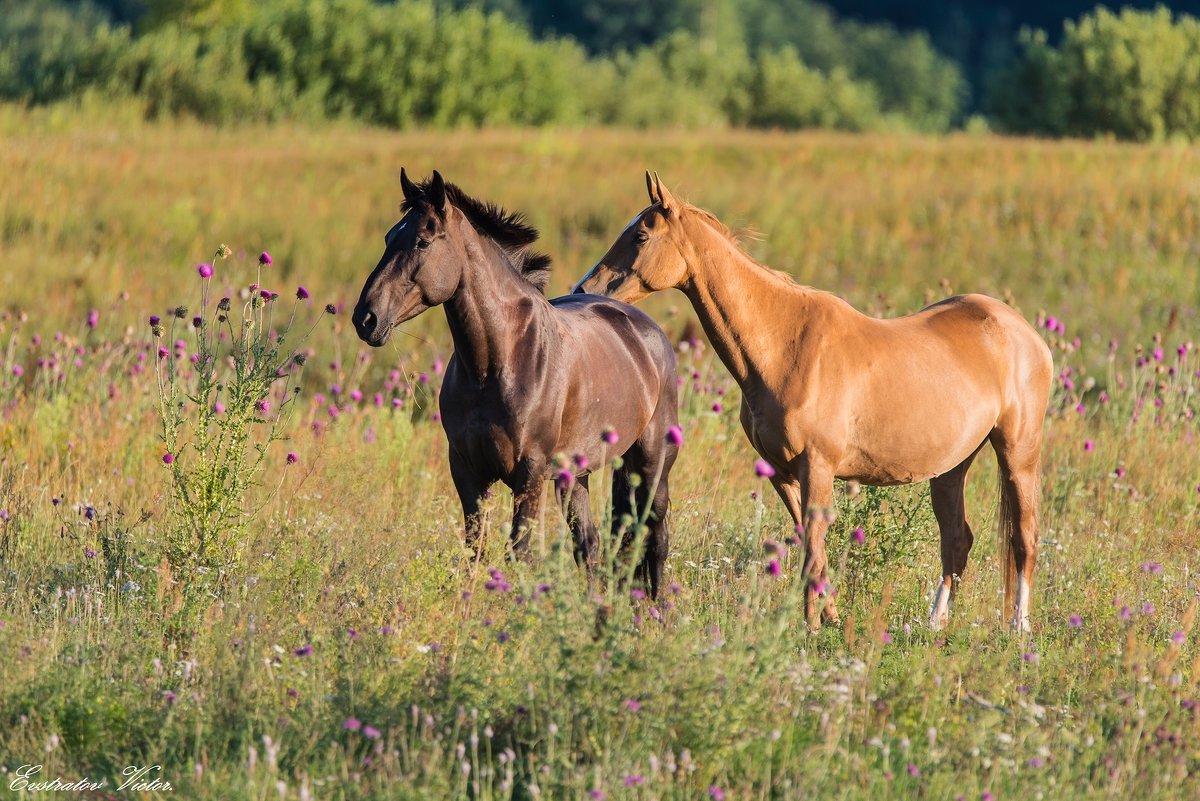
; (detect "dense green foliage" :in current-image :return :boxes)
[990,6,1200,140]
[0,0,965,131]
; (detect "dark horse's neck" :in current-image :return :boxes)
[443,229,548,384]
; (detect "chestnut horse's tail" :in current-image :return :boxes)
[998,470,1017,622]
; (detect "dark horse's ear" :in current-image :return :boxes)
[429,170,447,214]
[645,170,659,205]
[400,167,420,204]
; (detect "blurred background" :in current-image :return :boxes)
[6,0,1200,139]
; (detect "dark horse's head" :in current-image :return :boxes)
[353,169,551,346]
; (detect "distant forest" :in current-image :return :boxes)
[6,0,1200,138]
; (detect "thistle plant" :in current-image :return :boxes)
[153,246,328,620]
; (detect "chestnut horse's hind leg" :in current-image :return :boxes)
[928,443,985,630]
[990,423,1043,633]
[557,474,599,570]
[449,450,492,555]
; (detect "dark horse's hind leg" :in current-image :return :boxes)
[556,474,599,569]
[613,439,677,598]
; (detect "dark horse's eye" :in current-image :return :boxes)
[416,238,431,250]
[634,229,649,244]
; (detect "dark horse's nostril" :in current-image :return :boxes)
[357,308,376,335]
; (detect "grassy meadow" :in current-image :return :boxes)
[1,107,1200,799]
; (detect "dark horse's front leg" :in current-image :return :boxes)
[509,460,547,557]
[449,450,492,554]
[556,474,599,570]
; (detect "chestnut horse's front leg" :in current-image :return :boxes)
[768,458,839,630]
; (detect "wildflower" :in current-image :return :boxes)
[260,289,272,301]
[259,251,272,266]
[709,786,726,801]
[84,506,96,521]
[754,459,775,478]
[1153,347,1164,362]
[343,718,362,732]
[601,427,619,445]
[164,691,177,704]
[1044,316,1057,331]
[381,625,394,635]
[157,346,168,360]
[255,399,270,414]
[574,453,589,469]
[293,644,313,657]
[1118,605,1132,621]
[1023,651,1039,664]
[286,452,298,465]
[214,402,225,414]
[1068,614,1083,628]
[852,526,866,544]
[712,402,722,412]
[191,316,202,329]
[555,469,574,489]
[497,631,510,644]
[623,775,644,787]
[589,791,606,800]
[1114,466,1126,479]
[162,452,175,465]
[1141,561,1164,574]
[1143,602,1156,615]
[981,792,994,801]
[148,314,161,326]
[12,364,23,377]
[362,725,381,739]
[766,559,781,577]
[85,548,97,558]
[1083,439,1094,452]
[630,588,646,601]
[907,763,920,777]
[666,424,684,446]
[217,297,231,312]
[295,285,311,301]
[623,698,641,712]
[86,309,99,329]
[881,631,893,644]
[1028,757,1044,768]
[1172,631,1186,644]
[287,688,299,698]
[197,263,214,279]
[324,304,337,315]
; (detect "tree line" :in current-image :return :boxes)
[2,0,1199,139]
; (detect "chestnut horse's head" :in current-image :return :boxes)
[572,172,691,303]
[353,169,464,346]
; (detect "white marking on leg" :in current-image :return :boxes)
[929,578,951,631]
[1012,574,1031,632]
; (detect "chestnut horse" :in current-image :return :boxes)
[574,173,1052,630]
[354,171,680,596]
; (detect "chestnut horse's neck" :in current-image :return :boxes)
[678,209,828,386]
[444,223,547,383]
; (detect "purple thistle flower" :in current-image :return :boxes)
[343,717,362,731]
[881,631,893,644]
[293,643,313,657]
[754,459,775,478]
[1141,561,1164,574]
[84,506,96,520]
[709,786,726,800]
[162,452,175,465]
[1172,631,1186,644]
[852,526,866,544]
[1153,346,1165,362]
[623,698,641,712]
[259,251,272,266]
[665,424,684,446]
[907,763,920,777]
[164,691,177,704]
[286,452,298,465]
[1028,757,1044,768]
[197,263,213,279]
[630,588,646,601]
[11,364,23,378]
[287,687,299,698]
[296,286,310,300]
[601,427,619,445]
[149,315,161,326]
[555,469,575,489]
[1083,439,1094,452]
[574,453,589,469]
[623,775,644,787]
[589,791,606,800]
[1119,605,1132,621]
[362,725,381,739]
[192,316,202,329]
[157,346,168,360]
[1068,614,1083,629]
[712,402,722,412]
[497,631,510,643]
[381,624,394,635]
[766,559,781,577]
[1143,601,1156,616]
[255,399,270,414]
[214,402,225,414]
[85,548,97,558]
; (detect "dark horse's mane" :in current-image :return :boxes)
[404,180,552,293]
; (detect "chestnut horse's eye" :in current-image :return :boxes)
[634,229,649,244]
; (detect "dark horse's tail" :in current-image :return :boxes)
[998,470,1017,621]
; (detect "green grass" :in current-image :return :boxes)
[1,108,1199,799]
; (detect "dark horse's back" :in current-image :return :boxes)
[542,292,678,467]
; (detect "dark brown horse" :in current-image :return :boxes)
[353,170,680,595]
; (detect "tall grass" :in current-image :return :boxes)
[0,110,1198,798]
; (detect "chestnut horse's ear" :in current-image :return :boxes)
[400,167,420,204]
[645,170,659,205]
[653,171,675,212]
[429,170,447,213]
